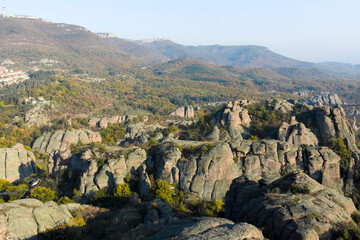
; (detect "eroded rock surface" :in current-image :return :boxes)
[147,217,265,240]
[226,172,355,240]
[0,144,37,182]
[0,199,76,240]
[278,116,318,147]
[32,129,102,154]
[170,106,196,118]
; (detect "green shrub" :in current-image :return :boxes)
[189,200,224,217]
[114,183,132,198]
[290,183,310,194]
[164,125,179,136]
[151,179,174,206]
[328,138,352,173]
[57,196,74,205]
[30,186,55,202]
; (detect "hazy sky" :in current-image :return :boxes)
[5,0,360,64]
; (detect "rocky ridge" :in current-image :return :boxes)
[88,115,146,128]
[170,106,196,118]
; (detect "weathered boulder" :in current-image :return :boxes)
[170,106,196,118]
[32,129,102,154]
[0,144,37,182]
[147,217,264,240]
[278,116,318,147]
[226,172,356,240]
[0,199,73,240]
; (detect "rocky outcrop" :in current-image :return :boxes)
[79,148,147,195]
[278,116,318,147]
[153,142,241,201]
[170,106,196,118]
[266,99,294,113]
[152,139,343,202]
[230,139,342,190]
[226,172,356,240]
[315,106,359,152]
[301,93,343,106]
[0,144,37,182]
[89,115,146,128]
[147,217,265,240]
[220,100,251,139]
[0,199,78,240]
[32,129,102,154]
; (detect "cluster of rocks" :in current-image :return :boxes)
[299,93,343,106]
[218,100,251,139]
[89,115,147,128]
[226,172,356,240]
[314,106,359,152]
[278,116,318,147]
[0,199,81,240]
[32,129,102,155]
[79,148,147,196]
[170,106,197,118]
[266,99,294,113]
[0,144,37,182]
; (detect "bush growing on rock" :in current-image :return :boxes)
[114,183,132,198]
[151,179,174,206]
[328,138,352,172]
[30,186,55,202]
[57,196,74,205]
[189,199,225,217]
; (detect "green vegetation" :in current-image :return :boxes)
[114,183,132,199]
[100,123,126,145]
[290,183,310,194]
[247,101,290,139]
[30,186,56,202]
[0,179,27,203]
[189,200,225,217]
[328,138,352,173]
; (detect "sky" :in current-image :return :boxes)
[4,0,360,64]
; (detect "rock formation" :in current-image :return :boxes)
[266,99,294,113]
[150,139,343,201]
[314,106,359,152]
[278,116,318,147]
[89,115,146,128]
[32,129,102,154]
[0,199,79,240]
[0,144,37,182]
[226,172,356,240]
[170,106,196,118]
[79,148,147,195]
[300,93,343,106]
[147,217,265,240]
[220,100,251,139]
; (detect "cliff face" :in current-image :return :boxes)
[0,144,37,182]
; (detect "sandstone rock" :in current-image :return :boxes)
[170,106,196,118]
[278,117,318,147]
[32,129,102,154]
[300,93,343,106]
[314,106,359,152]
[220,100,251,139]
[0,144,37,182]
[0,199,73,240]
[147,217,264,240]
[226,172,356,240]
[267,99,294,113]
[206,126,220,141]
[138,164,151,198]
[89,115,140,128]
